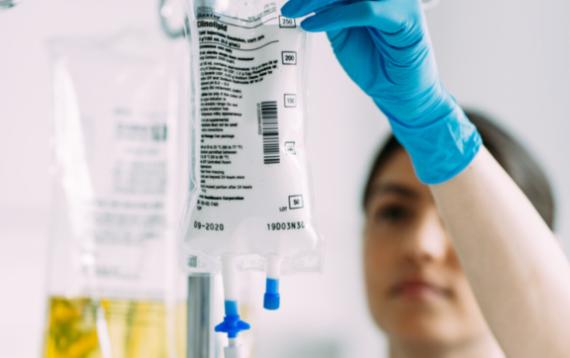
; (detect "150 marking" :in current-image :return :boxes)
[267,221,305,231]
[194,221,224,231]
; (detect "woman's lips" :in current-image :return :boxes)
[390,279,448,301]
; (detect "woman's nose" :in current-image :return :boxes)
[402,209,449,264]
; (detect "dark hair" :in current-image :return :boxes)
[362,109,556,229]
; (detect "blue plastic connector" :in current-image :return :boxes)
[215,300,250,338]
[263,278,280,310]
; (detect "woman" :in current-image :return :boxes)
[363,111,554,357]
[281,0,570,357]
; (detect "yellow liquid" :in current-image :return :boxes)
[42,297,186,358]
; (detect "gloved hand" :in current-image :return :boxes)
[281,0,481,184]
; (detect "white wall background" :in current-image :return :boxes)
[1,0,569,357]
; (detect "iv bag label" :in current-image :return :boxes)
[186,13,319,258]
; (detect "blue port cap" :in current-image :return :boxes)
[263,293,280,310]
[263,278,280,310]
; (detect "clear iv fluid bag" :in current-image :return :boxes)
[179,0,323,275]
[44,32,188,358]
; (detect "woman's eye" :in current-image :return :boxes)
[374,205,409,223]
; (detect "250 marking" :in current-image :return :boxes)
[267,221,305,231]
[194,221,224,231]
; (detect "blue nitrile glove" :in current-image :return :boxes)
[282,0,481,184]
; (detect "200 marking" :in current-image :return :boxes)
[267,221,305,231]
[194,221,224,231]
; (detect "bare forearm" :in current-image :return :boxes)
[430,146,570,358]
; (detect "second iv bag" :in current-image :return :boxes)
[42,32,188,358]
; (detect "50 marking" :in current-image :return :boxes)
[267,221,305,231]
[194,221,224,231]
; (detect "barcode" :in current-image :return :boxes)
[260,101,280,164]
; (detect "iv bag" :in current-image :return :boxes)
[179,0,323,276]
[43,31,188,358]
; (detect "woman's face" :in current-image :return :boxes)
[364,149,490,347]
